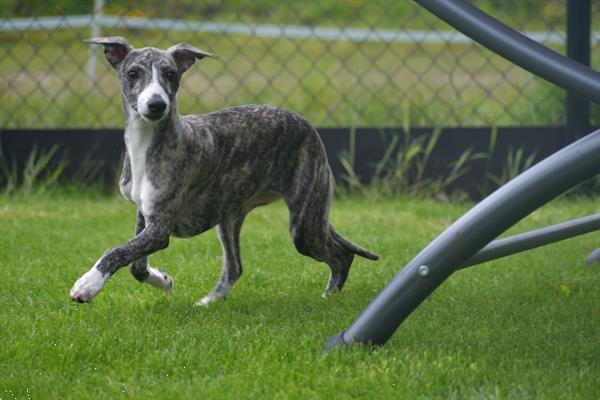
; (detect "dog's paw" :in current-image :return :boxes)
[70,268,108,303]
[144,266,173,294]
[194,292,226,307]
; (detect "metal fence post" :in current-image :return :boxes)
[566,0,591,139]
[86,0,105,89]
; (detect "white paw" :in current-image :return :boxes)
[144,266,173,294]
[70,268,108,303]
[194,292,226,307]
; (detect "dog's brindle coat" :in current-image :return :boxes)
[70,37,378,305]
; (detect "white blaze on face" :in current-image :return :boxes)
[137,65,170,117]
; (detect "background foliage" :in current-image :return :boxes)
[2,0,600,128]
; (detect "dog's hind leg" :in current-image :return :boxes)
[129,211,173,293]
[286,163,378,297]
[285,166,356,297]
[195,212,246,306]
[290,216,355,297]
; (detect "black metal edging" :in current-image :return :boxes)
[0,126,572,195]
[0,129,125,186]
[325,0,600,349]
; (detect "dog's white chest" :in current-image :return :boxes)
[125,119,157,215]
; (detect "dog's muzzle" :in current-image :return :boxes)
[144,96,168,121]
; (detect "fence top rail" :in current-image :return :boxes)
[3,14,596,45]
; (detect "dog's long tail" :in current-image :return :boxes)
[330,228,379,261]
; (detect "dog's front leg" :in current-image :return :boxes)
[129,211,173,292]
[70,219,170,303]
[195,213,246,306]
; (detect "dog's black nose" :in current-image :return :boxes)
[147,99,167,114]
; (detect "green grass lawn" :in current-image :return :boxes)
[0,194,598,399]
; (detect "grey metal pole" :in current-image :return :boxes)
[458,213,600,269]
[326,129,600,348]
[414,0,600,104]
[86,0,105,89]
[566,0,591,139]
[588,249,600,263]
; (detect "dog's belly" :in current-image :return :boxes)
[171,222,212,238]
[243,191,281,208]
[170,191,281,238]
[171,207,219,238]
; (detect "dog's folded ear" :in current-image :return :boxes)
[85,37,133,70]
[167,43,218,73]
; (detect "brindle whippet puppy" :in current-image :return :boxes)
[70,37,378,306]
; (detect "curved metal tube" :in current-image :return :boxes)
[415,0,600,104]
[327,129,600,348]
[459,213,600,269]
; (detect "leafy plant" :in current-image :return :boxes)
[337,104,485,200]
[0,143,68,196]
[486,145,538,188]
[0,141,18,194]
[337,115,369,197]
[479,125,498,197]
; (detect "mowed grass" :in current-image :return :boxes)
[0,194,599,399]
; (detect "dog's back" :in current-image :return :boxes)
[170,104,331,235]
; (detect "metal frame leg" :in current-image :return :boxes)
[588,249,600,264]
[459,213,600,269]
[327,130,600,348]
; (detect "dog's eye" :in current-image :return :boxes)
[166,70,177,80]
[127,70,139,80]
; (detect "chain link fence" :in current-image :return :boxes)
[2,0,600,129]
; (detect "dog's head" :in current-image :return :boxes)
[86,37,217,122]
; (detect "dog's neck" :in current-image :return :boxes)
[122,101,185,213]
[123,100,184,142]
